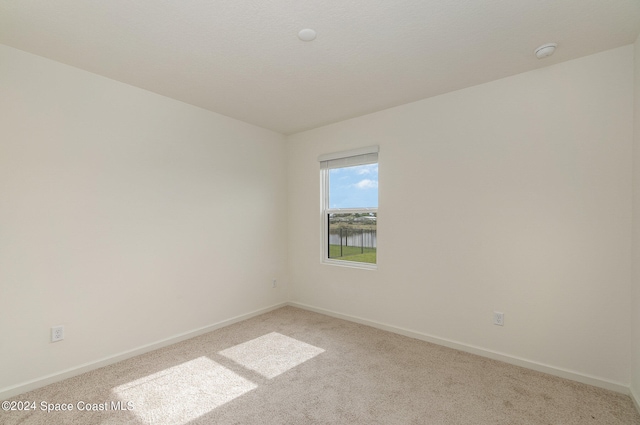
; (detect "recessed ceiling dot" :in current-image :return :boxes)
[298,28,317,42]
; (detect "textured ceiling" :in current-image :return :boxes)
[1,1,639,134]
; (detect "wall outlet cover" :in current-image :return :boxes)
[51,326,64,342]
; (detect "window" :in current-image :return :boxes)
[319,146,378,268]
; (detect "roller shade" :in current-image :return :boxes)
[319,146,378,169]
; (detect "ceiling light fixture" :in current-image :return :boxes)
[298,29,317,42]
[534,43,557,59]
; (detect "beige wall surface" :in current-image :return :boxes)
[632,35,640,406]
[287,46,634,387]
[0,45,288,392]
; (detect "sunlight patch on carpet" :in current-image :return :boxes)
[112,356,256,424]
[219,332,324,379]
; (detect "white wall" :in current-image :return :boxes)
[287,46,634,388]
[0,44,288,394]
[632,35,640,407]
[2,39,637,400]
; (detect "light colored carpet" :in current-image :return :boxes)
[2,306,639,424]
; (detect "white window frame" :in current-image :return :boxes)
[319,146,379,270]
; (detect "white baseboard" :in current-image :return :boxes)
[288,301,630,395]
[0,302,288,400]
[631,386,640,415]
[3,300,632,401]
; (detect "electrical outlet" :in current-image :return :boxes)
[272,279,277,288]
[493,312,504,326]
[51,326,64,342]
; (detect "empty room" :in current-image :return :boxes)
[2,1,640,424]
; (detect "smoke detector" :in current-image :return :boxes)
[534,43,557,59]
[298,29,317,42]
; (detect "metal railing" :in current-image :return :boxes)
[328,228,377,258]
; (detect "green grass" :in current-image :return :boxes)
[329,245,376,264]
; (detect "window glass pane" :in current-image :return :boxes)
[328,213,377,264]
[329,164,378,209]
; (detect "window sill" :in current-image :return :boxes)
[321,259,378,271]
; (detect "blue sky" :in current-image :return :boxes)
[329,164,378,209]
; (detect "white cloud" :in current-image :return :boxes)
[355,164,378,175]
[354,179,378,189]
